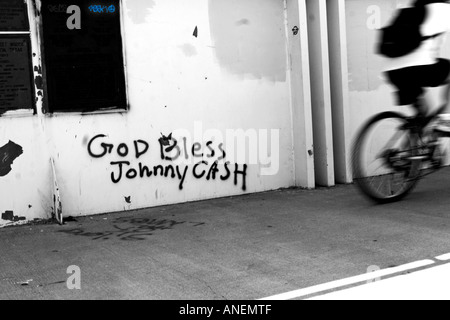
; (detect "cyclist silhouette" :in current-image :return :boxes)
[383,0,450,121]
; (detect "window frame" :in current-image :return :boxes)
[35,0,130,116]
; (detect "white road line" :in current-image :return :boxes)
[258,259,435,300]
[307,262,450,300]
[435,253,450,261]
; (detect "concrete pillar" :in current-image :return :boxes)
[285,0,315,189]
[306,0,335,187]
[327,0,352,184]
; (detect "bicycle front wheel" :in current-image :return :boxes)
[352,112,422,203]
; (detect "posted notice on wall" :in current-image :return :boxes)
[0,0,29,31]
[0,37,34,113]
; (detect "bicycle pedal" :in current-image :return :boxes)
[434,128,450,137]
[407,156,428,160]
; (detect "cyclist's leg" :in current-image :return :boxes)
[385,68,425,115]
[441,73,450,109]
[414,92,431,117]
[424,58,450,111]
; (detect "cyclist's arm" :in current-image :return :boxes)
[421,3,450,35]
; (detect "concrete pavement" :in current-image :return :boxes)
[2,167,450,300]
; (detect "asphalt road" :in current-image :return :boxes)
[1,167,450,300]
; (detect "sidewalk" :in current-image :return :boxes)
[1,167,450,300]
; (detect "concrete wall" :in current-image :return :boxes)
[5,0,448,228]
[306,0,335,187]
[0,0,316,227]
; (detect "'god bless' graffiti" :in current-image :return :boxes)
[87,134,248,191]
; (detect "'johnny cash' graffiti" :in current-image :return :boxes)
[87,134,247,191]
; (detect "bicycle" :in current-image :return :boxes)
[352,100,450,203]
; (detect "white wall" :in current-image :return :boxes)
[344,0,450,173]
[0,0,310,227]
[306,0,335,187]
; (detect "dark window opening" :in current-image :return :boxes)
[41,0,127,113]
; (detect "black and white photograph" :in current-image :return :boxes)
[1,0,450,306]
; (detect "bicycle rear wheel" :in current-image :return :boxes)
[352,112,422,203]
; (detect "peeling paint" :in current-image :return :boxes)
[34,75,44,90]
[82,135,89,146]
[34,65,42,74]
[31,0,40,17]
[1,211,13,221]
[1,211,26,222]
[0,141,23,177]
[235,19,250,26]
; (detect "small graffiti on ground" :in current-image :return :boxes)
[58,217,204,241]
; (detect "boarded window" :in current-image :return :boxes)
[41,0,127,113]
[0,0,35,115]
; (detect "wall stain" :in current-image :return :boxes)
[208,0,287,81]
[179,43,197,57]
[235,19,250,26]
[0,141,23,177]
[126,0,155,25]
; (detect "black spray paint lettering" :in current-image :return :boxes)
[0,141,23,177]
[110,161,189,190]
[193,161,247,191]
[88,134,149,159]
[159,135,226,161]
[88,134,247,190]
